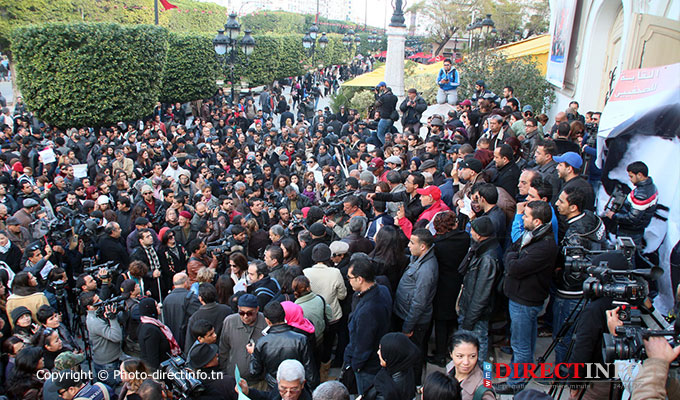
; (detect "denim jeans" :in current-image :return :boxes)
[552,296,583,364]
[354,371,376,395]
[436,88,458,105]
[93,360,121,387]
[376,118,393,146]
[507,299,543,386]
[458,316,489,363]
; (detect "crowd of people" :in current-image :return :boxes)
[0,57,676,400]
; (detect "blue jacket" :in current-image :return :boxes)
[511,205,559,244]
[436,68,459,91]
[345,284,392,373]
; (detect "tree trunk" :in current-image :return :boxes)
[434,35,451,56]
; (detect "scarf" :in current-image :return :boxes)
[143,245,161,272]
[140,316,182,356]
[0,240,10,254]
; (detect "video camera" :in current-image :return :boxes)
[603,313,679,363]
[160,356,204,399]
[93,295,127,319]
[604,182,630,214]
[564,237,661,306]
[83,260,121,281]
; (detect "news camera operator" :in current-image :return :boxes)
[75,269,114,301]
[604,161,658,248]
[630,328,680,399]
[323,195,366,240]
[80,290,124,387]
[553,186,607,364]
[98,221,129,270]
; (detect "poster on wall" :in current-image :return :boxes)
[546,0,578,88]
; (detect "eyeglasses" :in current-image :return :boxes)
[238,310,255,317]
[347,274,357,281]
[143,192,152,195]
[278,386,302,395]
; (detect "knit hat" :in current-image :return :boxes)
[312,243,332,263]
[179,211,192,219]
[138,297,158,318]
[470,216,495,237]
[237,294,259,308]
[12,162,23,173]
[11,306,31,325]
[308,222,326,238]
[188,343,219,369]
[158,227,170,241]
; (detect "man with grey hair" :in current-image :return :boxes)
[238,359,312,400]
[268,224,285,245]
[342,216,373,254]
[312,381,349,400]
[233,181,247,214]
[481,114,509,150]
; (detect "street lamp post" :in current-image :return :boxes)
[302,23,328,83]
[213,13,255,106]
[481,14,495,49]
[342,29,361,58]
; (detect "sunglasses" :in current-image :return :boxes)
[239,310,255,317]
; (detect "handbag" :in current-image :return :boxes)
[337,364,358,394]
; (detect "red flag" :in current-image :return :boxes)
[159,0,178,10]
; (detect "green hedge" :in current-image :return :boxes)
[12,23,168,128]
[160,33,217,104]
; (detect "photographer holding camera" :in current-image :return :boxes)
[604,161,658,248]
[81,290,123,387]
[630,333,680,399]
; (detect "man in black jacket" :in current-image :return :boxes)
[374,82,398,146]
[246,262,281,308]
[247,302,316,390]
[497,200,558,394]
[98,222,130,269]
[604,161,658,247]
[553,186,606,364]
[299,223,327,269]
[492,144,521,198]
[368,172,425,224]
[400,88,428,134]
[455,217,498,363]
[162,272,200,350]
[185,283,232,348]
[187,343,238,400]
[554,152,595,211]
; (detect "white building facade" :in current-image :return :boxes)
[549,0,680,115]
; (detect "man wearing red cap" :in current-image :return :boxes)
[367,157,388,182]
[396,185,450,238]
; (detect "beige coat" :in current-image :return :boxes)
[303,263,347,323]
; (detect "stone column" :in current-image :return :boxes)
[384,26,407,97]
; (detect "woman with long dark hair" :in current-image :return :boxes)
[215,274,234,306]
[229,252,248,293]
[280,237,300,267]
[430,211,470,367]
[369,225,408,293]
[157,228,188,294]
[5,346,44,400]
[6,271,48,327]
[119,358,150,400]
[445,331,495,400]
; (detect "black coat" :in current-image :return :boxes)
[162,287,200,350]
[432,230,471,320]
[503,223,558,306]
[157,244,188,294]
[457,238,500,329]
[345,284,392,374]
[0,241,23,272]
[138,322,172,370]
[250,324,316,389]
[185,302,232,346]
[299,237,326,269]
[492,160,521,199]
[98,235,130,269]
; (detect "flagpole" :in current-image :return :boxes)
[155,0,159,25]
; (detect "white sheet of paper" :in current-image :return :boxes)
[73,164,88,179]
[39,148,56,164]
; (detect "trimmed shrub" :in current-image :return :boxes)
[12,22,168,128]
[160,32,217,104]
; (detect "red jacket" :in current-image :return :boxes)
[398,199,450,238]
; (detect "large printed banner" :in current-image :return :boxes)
[546,0,577,88]
[596,63,680,314]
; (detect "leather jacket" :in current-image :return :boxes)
[557,210,606,297]
[393,246,439,333]
[457,238,500,329]
[249,324,316,389]
[613,177,658,236]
